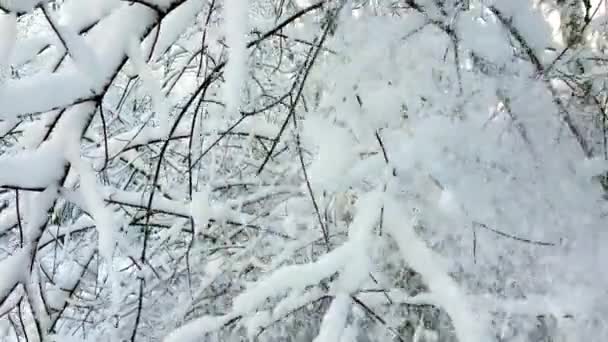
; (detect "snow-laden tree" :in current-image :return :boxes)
[0,0,607,341]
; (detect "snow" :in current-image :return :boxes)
[163,314,239,342]
[3,1,608,340]
[384,198,490,342]
[59,0,120,29]
[244,310,271,339]
[146,0,179,11]
[44,102,119,262]
[313,293,350,342]
[579,157,608,178]
[23,271,51,334]
[105,188,191,217]
[437,188,460,216]
[0,12,16,73]
[492,0,554,55]
[335,191,381,290]
[0,248,28,304]
[302,115,357,192]
[126,36,171,136]
[105,187,256,229]
[225,190,381,342]
[309,192,382,341]
[0,209,17,236]
[10,36,52,67]
[38,216,95,249]
[0,320,9,340]
[413,318,439,342]
[44,4,105,85]
[356,289,434,308]
[146,0,204,62]
[457,10,512,65]
[223,0,249,116]
[22,185,58,243]
[272,287,325,321]
[240,116,280,137]
[0,3,158,119]
[16,111,60,149]
[159,218,187,244]
[0,0,48,13]
[93,111,172,158]
[190,189,212,235]
[10,0,118,69]
[232,242,352,313]
[340,323,359,342]
[65,148,117,262]
[0,71,96,118]
[0,142,66,189]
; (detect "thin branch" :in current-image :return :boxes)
[473,221,556,246]
[544,0,605,74]
[489,5,592,158]
[15,190,23,248]
[257,5,337,174]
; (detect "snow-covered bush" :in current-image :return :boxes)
[0,0,607,341]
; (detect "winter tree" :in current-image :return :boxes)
[0,0,607,341]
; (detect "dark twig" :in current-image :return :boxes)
[351,295,405,342]
[97,103,111,172]
[292,106,330,249]
[473,221,555,246]
[15,190,23,248]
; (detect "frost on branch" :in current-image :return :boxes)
[1,0,608,341]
